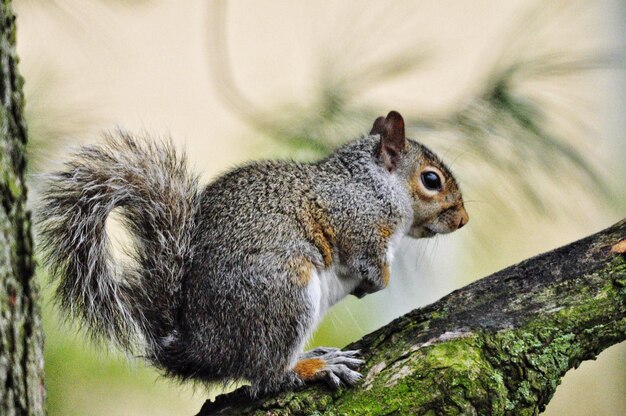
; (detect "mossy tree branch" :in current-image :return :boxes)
[0,1,45,414]
[199,220,626,415]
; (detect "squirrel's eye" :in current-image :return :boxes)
[420,171,442,191]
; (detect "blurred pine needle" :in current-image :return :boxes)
[208,0,623,222]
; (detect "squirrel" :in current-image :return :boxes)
[38,110,468,395]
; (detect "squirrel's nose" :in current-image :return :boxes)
[457,207,469,229]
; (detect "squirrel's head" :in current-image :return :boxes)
[371,111,469,238]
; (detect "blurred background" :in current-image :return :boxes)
[12,0,625,415]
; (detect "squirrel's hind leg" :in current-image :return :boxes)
[293,348,364,389]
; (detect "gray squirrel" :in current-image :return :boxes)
[38,111,468,395]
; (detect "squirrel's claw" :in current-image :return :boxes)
[319,369,343,389]
[326,364,363,387]
[323,350,364,370]
[294,348,365,389]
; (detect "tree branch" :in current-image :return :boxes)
[198,220,625,415]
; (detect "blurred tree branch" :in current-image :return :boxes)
[198,220,625,415]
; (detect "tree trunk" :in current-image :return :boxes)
[0,1,45,414]
[199,220,626,415]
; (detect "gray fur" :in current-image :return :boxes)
[37,122,466,395]
[38,131,200,352]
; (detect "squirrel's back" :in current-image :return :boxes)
[189,136,406,274]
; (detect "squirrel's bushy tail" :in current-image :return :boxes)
[38,132,199,354]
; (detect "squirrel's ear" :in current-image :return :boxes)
[376,111,406,172]
[370,116,386,136]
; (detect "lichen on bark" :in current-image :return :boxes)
[0,0,45,414]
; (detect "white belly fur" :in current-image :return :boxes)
[305,226,407,330]
[292,265,359,365]
[307,265,359,326]
[386,226,407,264]
[294,226,408,367]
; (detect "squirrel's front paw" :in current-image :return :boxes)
[293,348,364,389]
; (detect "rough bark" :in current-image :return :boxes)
[199,220,626,415]
[0,1,45,414]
